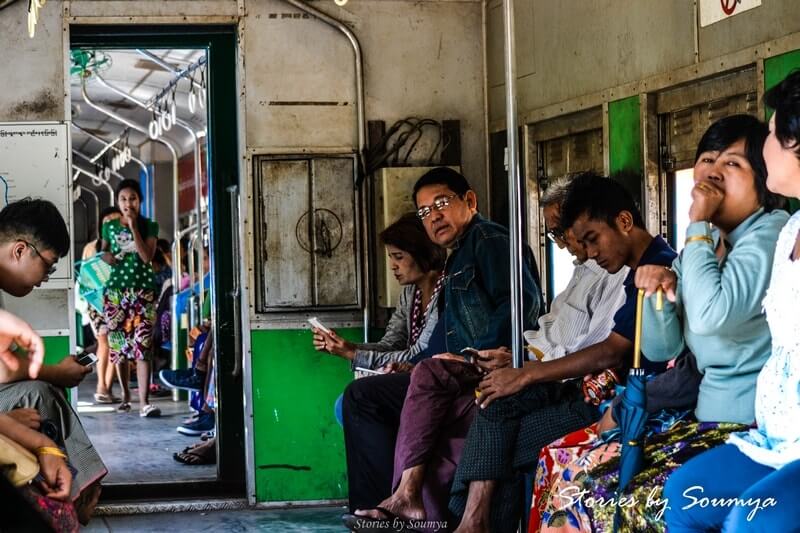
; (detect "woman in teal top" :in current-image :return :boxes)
[101,179,161,418]
[637,114,788,424]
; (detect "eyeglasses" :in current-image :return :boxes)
[24,241,57,276]
[416,194,458,221]
[546,228,566,243]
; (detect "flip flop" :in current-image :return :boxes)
[140,404,161,418]
[173,448,216,465]
[94,392,121,404]
[117,402,131,413]
[341,506,421,533]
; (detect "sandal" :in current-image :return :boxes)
[173,447,216,465]
[140,404,161,418]
[94,392,121,404]
[117,402,131,413]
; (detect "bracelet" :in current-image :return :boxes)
[36,447,67,459]
[685,235,713,246]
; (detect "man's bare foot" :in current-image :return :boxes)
[354,491,426,522]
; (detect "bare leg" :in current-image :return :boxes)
[95,334,111,396]
[105,349,117,396]
[136,360,151,407]
[453,481,495,533]
[355,464,427,521]
[117,361,131,404]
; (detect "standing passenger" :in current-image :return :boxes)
[101,179,161,418]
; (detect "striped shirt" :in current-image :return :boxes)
[523,259,627,362]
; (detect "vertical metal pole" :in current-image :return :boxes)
[503,0,524,370]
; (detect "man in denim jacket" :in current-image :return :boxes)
[341,168,542,519]
[413,167,542,355]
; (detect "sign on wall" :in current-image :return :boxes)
[700,0,762,27]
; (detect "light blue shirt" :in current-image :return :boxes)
[641,208,789,423]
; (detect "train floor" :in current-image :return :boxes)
[83,506,347,532]
[76,371,216,484]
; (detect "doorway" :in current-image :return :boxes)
[69,25,244,500]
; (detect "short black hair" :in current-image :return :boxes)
[695,114,783,211]
[412,167,472,207]
[764,69,800,160]
[0,198,70,257]
[380,212,446,273]
[98,206,121,233]
[561,172,645,231]
[157,238,171,255]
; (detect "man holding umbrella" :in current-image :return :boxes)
[450,172,676,533]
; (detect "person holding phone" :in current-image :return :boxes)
[312,212,446,373]
[101,179,160,418]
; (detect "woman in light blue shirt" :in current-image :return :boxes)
[636,114,788,424]
[664,70,800,533]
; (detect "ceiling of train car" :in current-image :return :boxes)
[70,49,207,163]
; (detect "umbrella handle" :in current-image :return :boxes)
[656,287,664,311]
[633,288,644,369]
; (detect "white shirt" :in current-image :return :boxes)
[523,259,627,361]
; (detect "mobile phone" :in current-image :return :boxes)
[307,317,332,334]
[354,367,383,375]
[461,347,490,363]
[77,352,98,367]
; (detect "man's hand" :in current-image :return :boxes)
[432,353,469,363]
[37,453,72,501]
[0,309,44,379]
[381,362,414,374]
[688,180,724,223]
[476,367,530,409]
[635,265,677,302]
[48,356,91,388]
[7,408,41,430]
[311,328,356,360]
[474,347,512,372]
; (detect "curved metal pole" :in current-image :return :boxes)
[80,186,102,241]
[95,75,206,314]
[283,0,366,177]
[73,166,114,204]
[502,0,525,371]
[72,150,125,182]
[283,0,368,342]
[71,123,150,180]
[81,80,183,376]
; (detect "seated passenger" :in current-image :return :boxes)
[312,212,446,371]
[350,176,625,529]
[448,173,676,533]
[341,168,542,520]
[663,71,800,533]
[0,199,107,524]
[533,114,788,533]
[323,211,446,511]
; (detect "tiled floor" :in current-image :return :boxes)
[77,373,216,484]
[82,506,348,532]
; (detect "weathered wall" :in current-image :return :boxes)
[244,0,486,198]
[0,0,65,121]
[487,0,800,125]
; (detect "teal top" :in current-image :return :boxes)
[101,218,159,291]
[641,208,789,424]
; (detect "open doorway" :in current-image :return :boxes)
[68,26,245,499]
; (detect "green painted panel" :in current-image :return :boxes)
[765,50,800,214]
[608,95,643,205]
[251,328,360,502]
[43,336,70,366]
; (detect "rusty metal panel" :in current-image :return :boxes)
[665,92,758,168]
[310,158,358,307]
[543,128,602,179]
[259,159,312,308]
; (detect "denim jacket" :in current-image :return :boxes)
[443,214,543,353]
